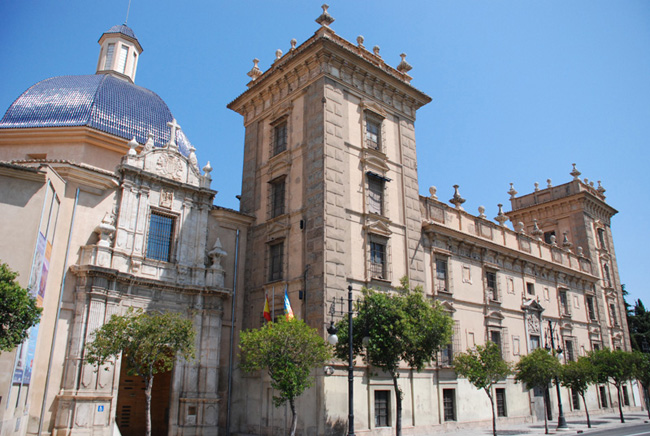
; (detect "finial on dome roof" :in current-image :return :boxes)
[316,4,335,27]
[203,161,213,176]
[143,132,154,153]
[508,183,518,199]
[397,53,412,73]
[357,36,365,49]
[166,119,180,150]
[449,185,465,210]
[570,163,581,180]
[290,39,297,50]
[495,204,508,226]
[128,136,138,155]
[373,46,381,57]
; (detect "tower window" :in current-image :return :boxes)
[526,282,535,296]
[365,117,381,151]
[104,43,115,70]
[609,303,619,327]
[273,121,287,156]
[269,177,286,218]
[367,174,384,215]
[485,270,498,301]
[117,45,129,74]
[559,290,570,316]
[268,242,284,282]
[597,228,607,250]
[146,210,176,262]
[586,296,597,321]
[435,258,449,293]
[370,240,386,279]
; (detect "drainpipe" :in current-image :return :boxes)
[226,229,241,436]
[38,187,80,435]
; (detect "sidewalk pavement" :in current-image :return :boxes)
[443,411,650,436]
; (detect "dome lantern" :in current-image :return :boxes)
[96,24,143,83]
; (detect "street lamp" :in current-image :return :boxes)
[545,319,568,429]
[326,285,356,436]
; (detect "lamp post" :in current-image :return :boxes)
[327,285,356,436]
[545,319,568,429]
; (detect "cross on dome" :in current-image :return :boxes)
[167,118,181,149]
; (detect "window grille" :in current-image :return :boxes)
[146,210,176,262]
[435,258,449,293]
[564,338,576,362]
[571,389,581,410]
[272,121,287,156]
[485,270,499,302]
[268,242,284,282]
[374,391,390,427]
[365,117,381,151]
[367,175,384,215]
[609,303,619,327]
[586,296,597,321]
[559,290,571,316]
[599,386,608,408]
[440,321,461,366]
[443,389,456,421]
[370,241,386,279]
[269,177,286,218]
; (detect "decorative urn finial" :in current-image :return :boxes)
[247,58,263,82]
[570,163,581,180]
[531,219,543,240]
[315,4,335,27]
[495,204,508,226]
[128,136,138,155]
[429,186,438,200]
[478,206,486,219]
[449,185,466,210]
[356,35,365,48]
[397,53,412,73]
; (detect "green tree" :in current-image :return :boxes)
[239,317,331,436]
[636,352,650,419]
[560,357,597,427]
[454,341,512,436]
[627,299,650,353]
[334,279,453,436]
[0,262,42,351]
[588,348,640,423]
[515,348,561,435]
[85,308,195,436]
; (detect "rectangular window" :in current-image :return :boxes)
[104,43,115,70]
[486,271,498,301]
[268,242,284,282]
[366,118,381,150]
[598,228,607,250]
[496,388,507,417]
[370,240,386,280]
[526,282,535,296]
[374,390,390,427]
[565,339,575,362]
[146,211,175,262]
[622,386,630,406]
[435,258,448,293]
[609,303,619,327]
[530,335,540,351]
[367,175,384,215]
[490,330,502,357]
[443,389,456,421]
[559,290,570,316]
[273,121,287,155]
[603,264,612,288]
[440,342,453,366]
[586,296,597,321]
[572,389,581,410]
[117,45,129,74]
[270,177,286,218]
[592,342,601,351]
[599,386,608,408]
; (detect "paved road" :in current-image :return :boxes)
[575,423,650,436]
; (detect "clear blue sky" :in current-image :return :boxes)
[1,1,648,306]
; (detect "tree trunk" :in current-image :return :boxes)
[580,392,591,428]
[616,384,625,423]
[289,398,297,436]
[542,390,549,435]
[486,389,496,436]
[392,375,402,436]
[144,374,154,436]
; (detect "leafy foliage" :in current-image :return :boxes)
[0,262,42,352]
[588,348,641,423]
[239,317,331,436]
[515,348,561,391]
[560,357,597,427]
[627,299,650,352]
[85,308,195,436]
[334,279,453,436]
[454,341,512,436]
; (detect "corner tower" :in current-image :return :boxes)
[96,24,143,83]
[507,165,629,351]
[228,6,430,434]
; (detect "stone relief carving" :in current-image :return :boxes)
[156,154,184,181]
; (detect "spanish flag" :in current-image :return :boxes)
[284,287,294,320]
[263,291,272,323]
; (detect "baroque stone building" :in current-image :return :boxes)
[0,6,637,436]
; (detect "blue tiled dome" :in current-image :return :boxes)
[0,75,192,156]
